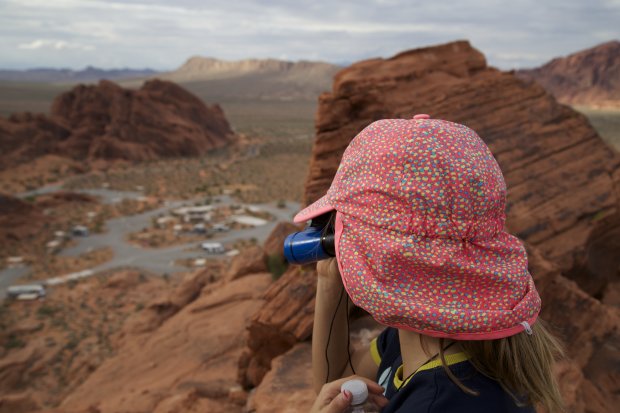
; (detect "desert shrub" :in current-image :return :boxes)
[267,254,288,280]
[37,305,57,317]
[5,335,26,350]
[65,333,79,350]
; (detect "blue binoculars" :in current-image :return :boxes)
[283,213,335,265]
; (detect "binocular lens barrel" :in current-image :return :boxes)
[283,227,335,265]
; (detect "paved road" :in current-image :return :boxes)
[19,184,145,204]
[1,187,300,298]
[59,195,299,274]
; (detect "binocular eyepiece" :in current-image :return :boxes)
[283,213,335,265]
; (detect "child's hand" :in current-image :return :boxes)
[309,375,388,413]
[316,258,344,295]
[317,257,341,282]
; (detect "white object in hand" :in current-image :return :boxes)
[341,379,375,413]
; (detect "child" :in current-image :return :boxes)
[301,115,564,412]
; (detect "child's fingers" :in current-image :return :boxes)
[317,258,340,280]
[368,393,390,409]
[312,376,388,413]
[363,379,385,395]
[339,375,384,395]
[310,383,352,413]
[321,390,352,413]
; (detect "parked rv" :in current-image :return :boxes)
[200,242,225,254]
[6,284,46,300]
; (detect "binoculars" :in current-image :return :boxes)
[283,213,335,265]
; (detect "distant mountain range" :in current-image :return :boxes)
[0,66,158,83]
[0,58,342,102]
[135,57,342,101]
[516,40,620,108]
[1,41,617,108]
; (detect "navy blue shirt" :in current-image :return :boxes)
[371,328,535,413]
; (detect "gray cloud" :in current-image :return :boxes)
[0,0,618,70]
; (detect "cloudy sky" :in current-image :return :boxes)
[1,0,619,71]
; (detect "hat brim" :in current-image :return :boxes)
[293,194,335,223]
[334,212,540,340]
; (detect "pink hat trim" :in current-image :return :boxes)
[293,195,334,223]
[333,211,538,340]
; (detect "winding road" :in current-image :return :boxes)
[1,187,300,299]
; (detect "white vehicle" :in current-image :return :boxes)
[200,242,225,254]
[6,284,46,300]
[212,224,230,232]
[72,225,90,237]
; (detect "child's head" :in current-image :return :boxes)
[295,115,541,339]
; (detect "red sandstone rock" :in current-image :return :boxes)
[0,79,235,170]
[564,212,620,301]
[527,246,620,411]
[59,273,271,413]
[124,269,214,334]
[247,318,383,412]
[516,41,620,108]
[225,245,267,281]
[0,270,175,409]
[0,393,40,413]
[152,389,239,413]
[262,221,300,260]
[239,266,316,387]
[246,343,316,413]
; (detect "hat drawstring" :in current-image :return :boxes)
[520,321,533,335]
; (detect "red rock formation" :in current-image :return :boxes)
[238,266,316,388]
[516,40,620,108]
[241,41,620,412]
[0,270,175,409]
[0,79,235,170]
[246,343,316,413]
[308,40,620,272]
[262,221,299,260]
[57,272,271,413]
[225,245,267,282]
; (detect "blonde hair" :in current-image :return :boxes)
[436,319,565,412]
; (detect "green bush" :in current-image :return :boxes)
[267,254,288,280]
[4,335,26,350]
[37,305,57,317]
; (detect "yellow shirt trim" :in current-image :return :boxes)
[370,337,381,366]
[393,352,469,389]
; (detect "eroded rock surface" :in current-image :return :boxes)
[516,40,620,108]
[58,273,271,413]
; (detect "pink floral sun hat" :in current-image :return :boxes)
[294,115,541,340]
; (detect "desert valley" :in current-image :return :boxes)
[0,39,619,413]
